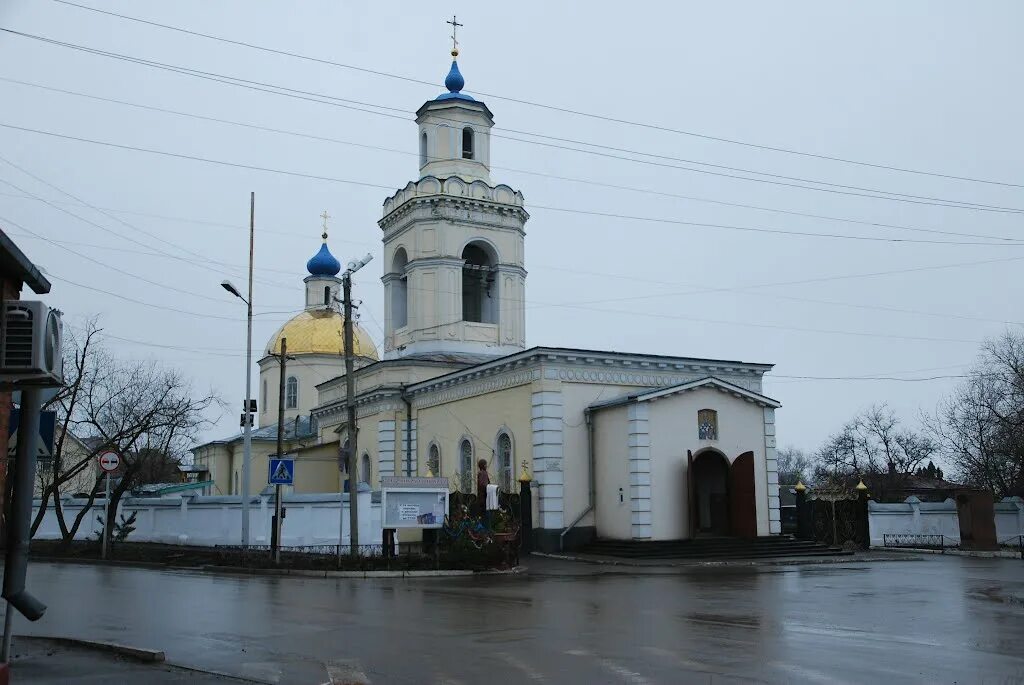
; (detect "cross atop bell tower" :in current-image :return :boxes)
[413,24,494,184]
[446,15,463,56]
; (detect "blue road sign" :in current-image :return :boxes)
[8,408,56,457]
[268,457,295,486]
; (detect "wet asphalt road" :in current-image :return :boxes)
[8,555,1024,684]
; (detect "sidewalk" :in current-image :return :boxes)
[6,636,254,684]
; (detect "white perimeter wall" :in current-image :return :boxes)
[32,491,382,547]
[868,497,1024,547]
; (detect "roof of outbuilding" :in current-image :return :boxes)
[588,376,782,411]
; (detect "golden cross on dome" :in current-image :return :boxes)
[447,15,463,56]
[320,210,331,240]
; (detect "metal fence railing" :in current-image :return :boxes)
[882,533,949,551]
[999,535,1024,559]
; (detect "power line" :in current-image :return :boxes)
[4,27,1023,215]
[50,0,1024,190]
[3,120,1021,248]
[530,254,1024,311]
[0,153,287,289]
[4,182,1021,327]
[0,181,244,305]
[4,75,1020,245]
[528,205,1024,247]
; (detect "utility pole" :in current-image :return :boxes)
[272,337,288,564]
[241,192,255,546]
[343,273,359,555]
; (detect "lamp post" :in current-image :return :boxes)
[221,193,255,546]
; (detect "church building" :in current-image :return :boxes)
[194,48,783,551]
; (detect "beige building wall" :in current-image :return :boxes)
[292,443,343,493]
[593,404,631,540]
[415,383,533,491]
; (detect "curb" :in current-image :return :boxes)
[529,551,900,569]
[28,635,165,663]
[207,565,479,578]
[871,546,1023,559]
[31,556,504,578]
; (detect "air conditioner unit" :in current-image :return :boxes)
[0,301,63,387]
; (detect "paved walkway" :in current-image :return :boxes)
[7,554,1024,683]
[8,636,249,684]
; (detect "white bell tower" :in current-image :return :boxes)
[380,41,528,359]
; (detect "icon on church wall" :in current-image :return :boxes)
[698,409,718,440]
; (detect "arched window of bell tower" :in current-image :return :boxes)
[391,248,409,330]
[461,242,497,324]
[419,131,428,167]
[462,127,474,160]
[323,285,331,306]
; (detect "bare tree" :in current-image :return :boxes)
[813,404,936,499]
[31,320,220,543]
[776,446,812,485]
[928,331,1024,497]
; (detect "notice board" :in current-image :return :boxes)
[381,476,450,529]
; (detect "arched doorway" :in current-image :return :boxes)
[690,450,730,536]
[687,450,759,538]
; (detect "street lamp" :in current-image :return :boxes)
[222,192,256,547]
[222,278,254,548]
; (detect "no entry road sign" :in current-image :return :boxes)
[98,451,120,473]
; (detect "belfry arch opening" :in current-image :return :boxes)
[461,242,497,324]
[462,127,474,160]
[391,248,408,329]
[419,131,428,167]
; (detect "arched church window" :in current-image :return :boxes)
[262,380,267,410]
[286,376,298,409]
[361,453,371,485]
[459,439,473,492]
[497,432,513,492]
[324,285,331,306]
[698,409,718,440]
[391,248,408,329]
[462,127,474,160]
[420,131,428,167]
[461,243,497,324]
[427,443,440,477]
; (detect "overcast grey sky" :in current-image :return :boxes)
[2,1,1022,455]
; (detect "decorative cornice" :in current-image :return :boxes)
[380,181,529,233]
[407,347,769,397]
[412,368,541,409]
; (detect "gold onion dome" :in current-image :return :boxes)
[266,309,378,359]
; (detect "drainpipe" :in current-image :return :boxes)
[402,387,413,477]
[560,407,596,551]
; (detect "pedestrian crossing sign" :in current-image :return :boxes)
[268,457,295,486]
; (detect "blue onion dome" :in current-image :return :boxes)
[445,60,465,93]
[436,58,476,102]
[306,232,341,276]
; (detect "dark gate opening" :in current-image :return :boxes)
[691,451,730,536]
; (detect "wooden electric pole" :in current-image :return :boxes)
[272,337,288,564]
[343,273,359,555]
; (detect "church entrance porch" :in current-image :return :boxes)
[688,449,758,539]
